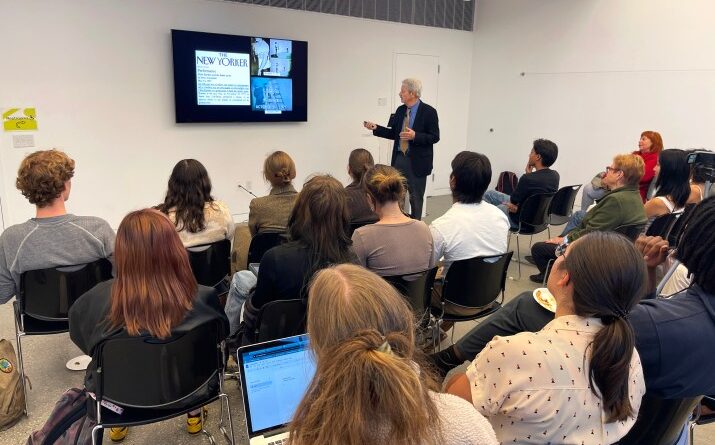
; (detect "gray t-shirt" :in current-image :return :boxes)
[351,220,434,277]
[0,214,115,304]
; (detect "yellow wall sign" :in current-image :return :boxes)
[3,108,38,131]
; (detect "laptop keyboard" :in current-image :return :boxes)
[267,439,287,445]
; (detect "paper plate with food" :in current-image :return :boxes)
[533,287,557,313]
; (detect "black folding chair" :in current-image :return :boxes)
[90,320,235,444]
[349,220,376,237]
[430,252,513,350]
[690,395,715,445]
[547,184,583,237]
[13,258,113,414]
[668,203,697,247]
[615,393,702,445]
[614,222,647,241]
[254,299,307,343]
[246,232,286,265]
[508,193,555,279]
[383,267,438,328]
[646,213,679,238]
[186,239,231,289]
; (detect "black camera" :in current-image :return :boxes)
[686,150,715,167]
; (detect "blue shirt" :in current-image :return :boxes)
[630,284,715,398]
[403,99,420,152]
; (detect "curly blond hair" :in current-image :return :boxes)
[16,149,75,207]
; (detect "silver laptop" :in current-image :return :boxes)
[237,334,315,445]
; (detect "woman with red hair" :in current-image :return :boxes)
[581,131,663,209]
[69,209,229,441]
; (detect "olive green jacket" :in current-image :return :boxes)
[568,186,646,242]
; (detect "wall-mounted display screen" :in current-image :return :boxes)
[172,29,308,123]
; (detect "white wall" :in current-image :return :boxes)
[468,0,715,196]
[0,0,473,229]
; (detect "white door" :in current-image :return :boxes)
[393,53,440,218]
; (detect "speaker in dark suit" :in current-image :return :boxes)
[364,79,440,220]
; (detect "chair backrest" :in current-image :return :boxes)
[668,203,697,247]
[614,222,647,241]
[186,239,231,287]
[383,267,438,316]
[247,232,286,265]
[19,258,113,321]
[516,193,555,234]
[616,393,702,445]
[442,252,513,308]
[548,184,583,226]
[496,171,519,195]
[95,320,222,409]
[255,299,307,343]
[349,220,375,237]
[645,213,679,238]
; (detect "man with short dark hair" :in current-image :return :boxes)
[483,138,560,226]
[0,149,115,304]
[429,151,510,316]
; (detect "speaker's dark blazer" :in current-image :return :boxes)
[372,101,440,178]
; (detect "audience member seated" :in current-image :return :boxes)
[345,148,378,224]
[351,165,433,276]
[156,159,234,247]
[226,175,357,338]
[529,153,647,283]
[687,148,713,201]
[581,130,663,208]
[643,149,701,232]
[429,151,510,316]
[483,138,559,226]
[435,197,715,403]
[446,232,646,444]
[248,150,298,235]
[68,209,229,441]
[231,151,299,273]
[0,149,115,305]
[287,264,498,445]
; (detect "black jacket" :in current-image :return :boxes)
[373,101,440,177]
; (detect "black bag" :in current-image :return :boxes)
[26,388,95,445]
[496,171,519,195]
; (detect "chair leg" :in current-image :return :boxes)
[91,425,103,445]
[547,226,551,238]
[200,405,217,445]
[516,235,522,280]
[219,393,236,445]
[14,318,28,415]
[543,259,554,286]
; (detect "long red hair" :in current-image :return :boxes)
[108,209,197,338]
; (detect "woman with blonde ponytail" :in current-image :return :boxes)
[447,232,647,444]
[288,264,497,445]
[351,165,434,276]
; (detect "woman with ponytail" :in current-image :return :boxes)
[288,264,497,445]
[447,232,647,444]
[345,148,378,224]
[351,165,434,276]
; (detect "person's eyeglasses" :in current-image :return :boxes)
[605,166,621,174]
[555,242,568,258]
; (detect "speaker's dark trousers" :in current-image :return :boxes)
[393,152,427,220]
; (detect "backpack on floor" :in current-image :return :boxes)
[0,338,25,431]
[26,388,95,445]
[496,171,519,195]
